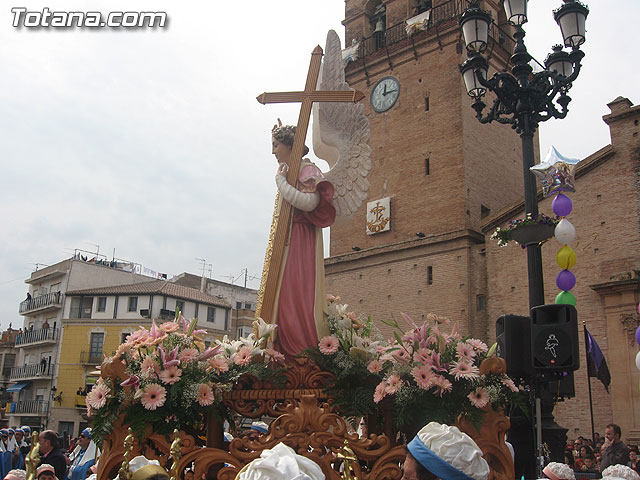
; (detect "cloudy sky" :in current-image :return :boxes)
[0,0,636,329]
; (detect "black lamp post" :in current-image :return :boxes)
[458,0,589,474]
[459,0,588,310]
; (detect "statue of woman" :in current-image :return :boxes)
[270,123,335,356]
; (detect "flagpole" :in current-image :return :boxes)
[583,322,596,441]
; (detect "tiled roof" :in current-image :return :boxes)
[66,280,231,308]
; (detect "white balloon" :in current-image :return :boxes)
[636,351,640,371]
[555,218,576,244]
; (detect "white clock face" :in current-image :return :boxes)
[370,76,400,113]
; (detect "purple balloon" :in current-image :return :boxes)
[552,193,573,217]
[636,325,640,347]
[556,269,576,291]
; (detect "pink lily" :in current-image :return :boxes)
[159,345,180,368]
[424,352,448,373]
[149,320,164,340]
[179,313,189,333]
[121,374,141,391]
[197,345,222,361]
[193,329,207,336]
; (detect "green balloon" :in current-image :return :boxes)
[555,290,576,306]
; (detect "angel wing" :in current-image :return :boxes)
[312,30,371,217]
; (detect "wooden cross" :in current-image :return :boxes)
[254,45,364,324]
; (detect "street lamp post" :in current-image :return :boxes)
[458,0,589,473]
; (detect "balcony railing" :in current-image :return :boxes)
[10,363,54,380]
[15,328,59,346]
[10,400,49,415]
[353,0,514,62]
[19,292,64,315]
[80,351,103,365]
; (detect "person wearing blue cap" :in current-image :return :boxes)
[19,428,31,446]
[0,429,13,479]
[67,428,100,480]
[13,428,29,469]
[402,422,490,480]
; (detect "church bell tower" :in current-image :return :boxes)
[326,0,532,338]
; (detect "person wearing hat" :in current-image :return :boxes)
[67,429,100,480]
[113,455,169,480]
[4,468,26,480]
[236,442,325,480]
[37,431,65,480]
[543,462,576,480]
[403,422,490,480]
[1,430,13,479]
[602,464,640,480]
[36,464,58,480]
[12,429,28,469]
[246,422,268,441]
[19,429,30,447]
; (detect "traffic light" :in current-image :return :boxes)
[496,314,532,377]
[530,304,579,373]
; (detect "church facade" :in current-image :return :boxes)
[325,0,640,440]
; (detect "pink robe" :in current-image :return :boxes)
[274,162,335,356]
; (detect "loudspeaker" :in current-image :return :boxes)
[530,304,579,373]
[496,314,532,377]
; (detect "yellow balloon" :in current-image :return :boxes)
[556,246,576,269]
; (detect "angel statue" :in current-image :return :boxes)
[268,30,371,357]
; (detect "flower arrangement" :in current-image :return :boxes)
[491,213,559,247]
[305,300,521,436]
[88,315,283,443]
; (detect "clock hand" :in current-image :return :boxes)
[382,83,387,95]
[383,89,397,96]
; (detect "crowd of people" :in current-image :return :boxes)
[2,420,638,480]
[563,424,638,476]
[0,427,100,480]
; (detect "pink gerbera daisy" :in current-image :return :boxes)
[367,359,383,373]
[468,387,490,408]
[159,365,182,384]
[318,336,339,355]
[208,356,229,373]
[502,377,519,393]
[141,383,167,410]
[87,383,110,409]
[385,374,403,395]
[411,365,433,390]
[431,375,453,396]
[234,346,253,366]
[466,339,489,353]
[264,348,285,363]
[456,342,476,361]
[159,321,180,333]
[178,348,199,364]
[140,355,159,377]
[413,348,432,365]
[197,384,215,406]
[373,381,387,403]
[449,361,480,380]
[392,348,411,365]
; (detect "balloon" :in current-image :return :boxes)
[636,325,640,346]
[555,219,576,244]
[555,291,576,306]
[530,146,580,196]
[556,246,576,269]
[556,270,576,291]
[552,193,573,217]
[636,351,640,371]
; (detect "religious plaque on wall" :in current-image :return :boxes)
[366,197,391,235]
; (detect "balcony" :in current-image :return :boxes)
[349,0,514,65]
[10,363,54,381]
[9,400,49,415]
[19,292,64,315]
[80,351,103,365]
[15,328,59,347]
